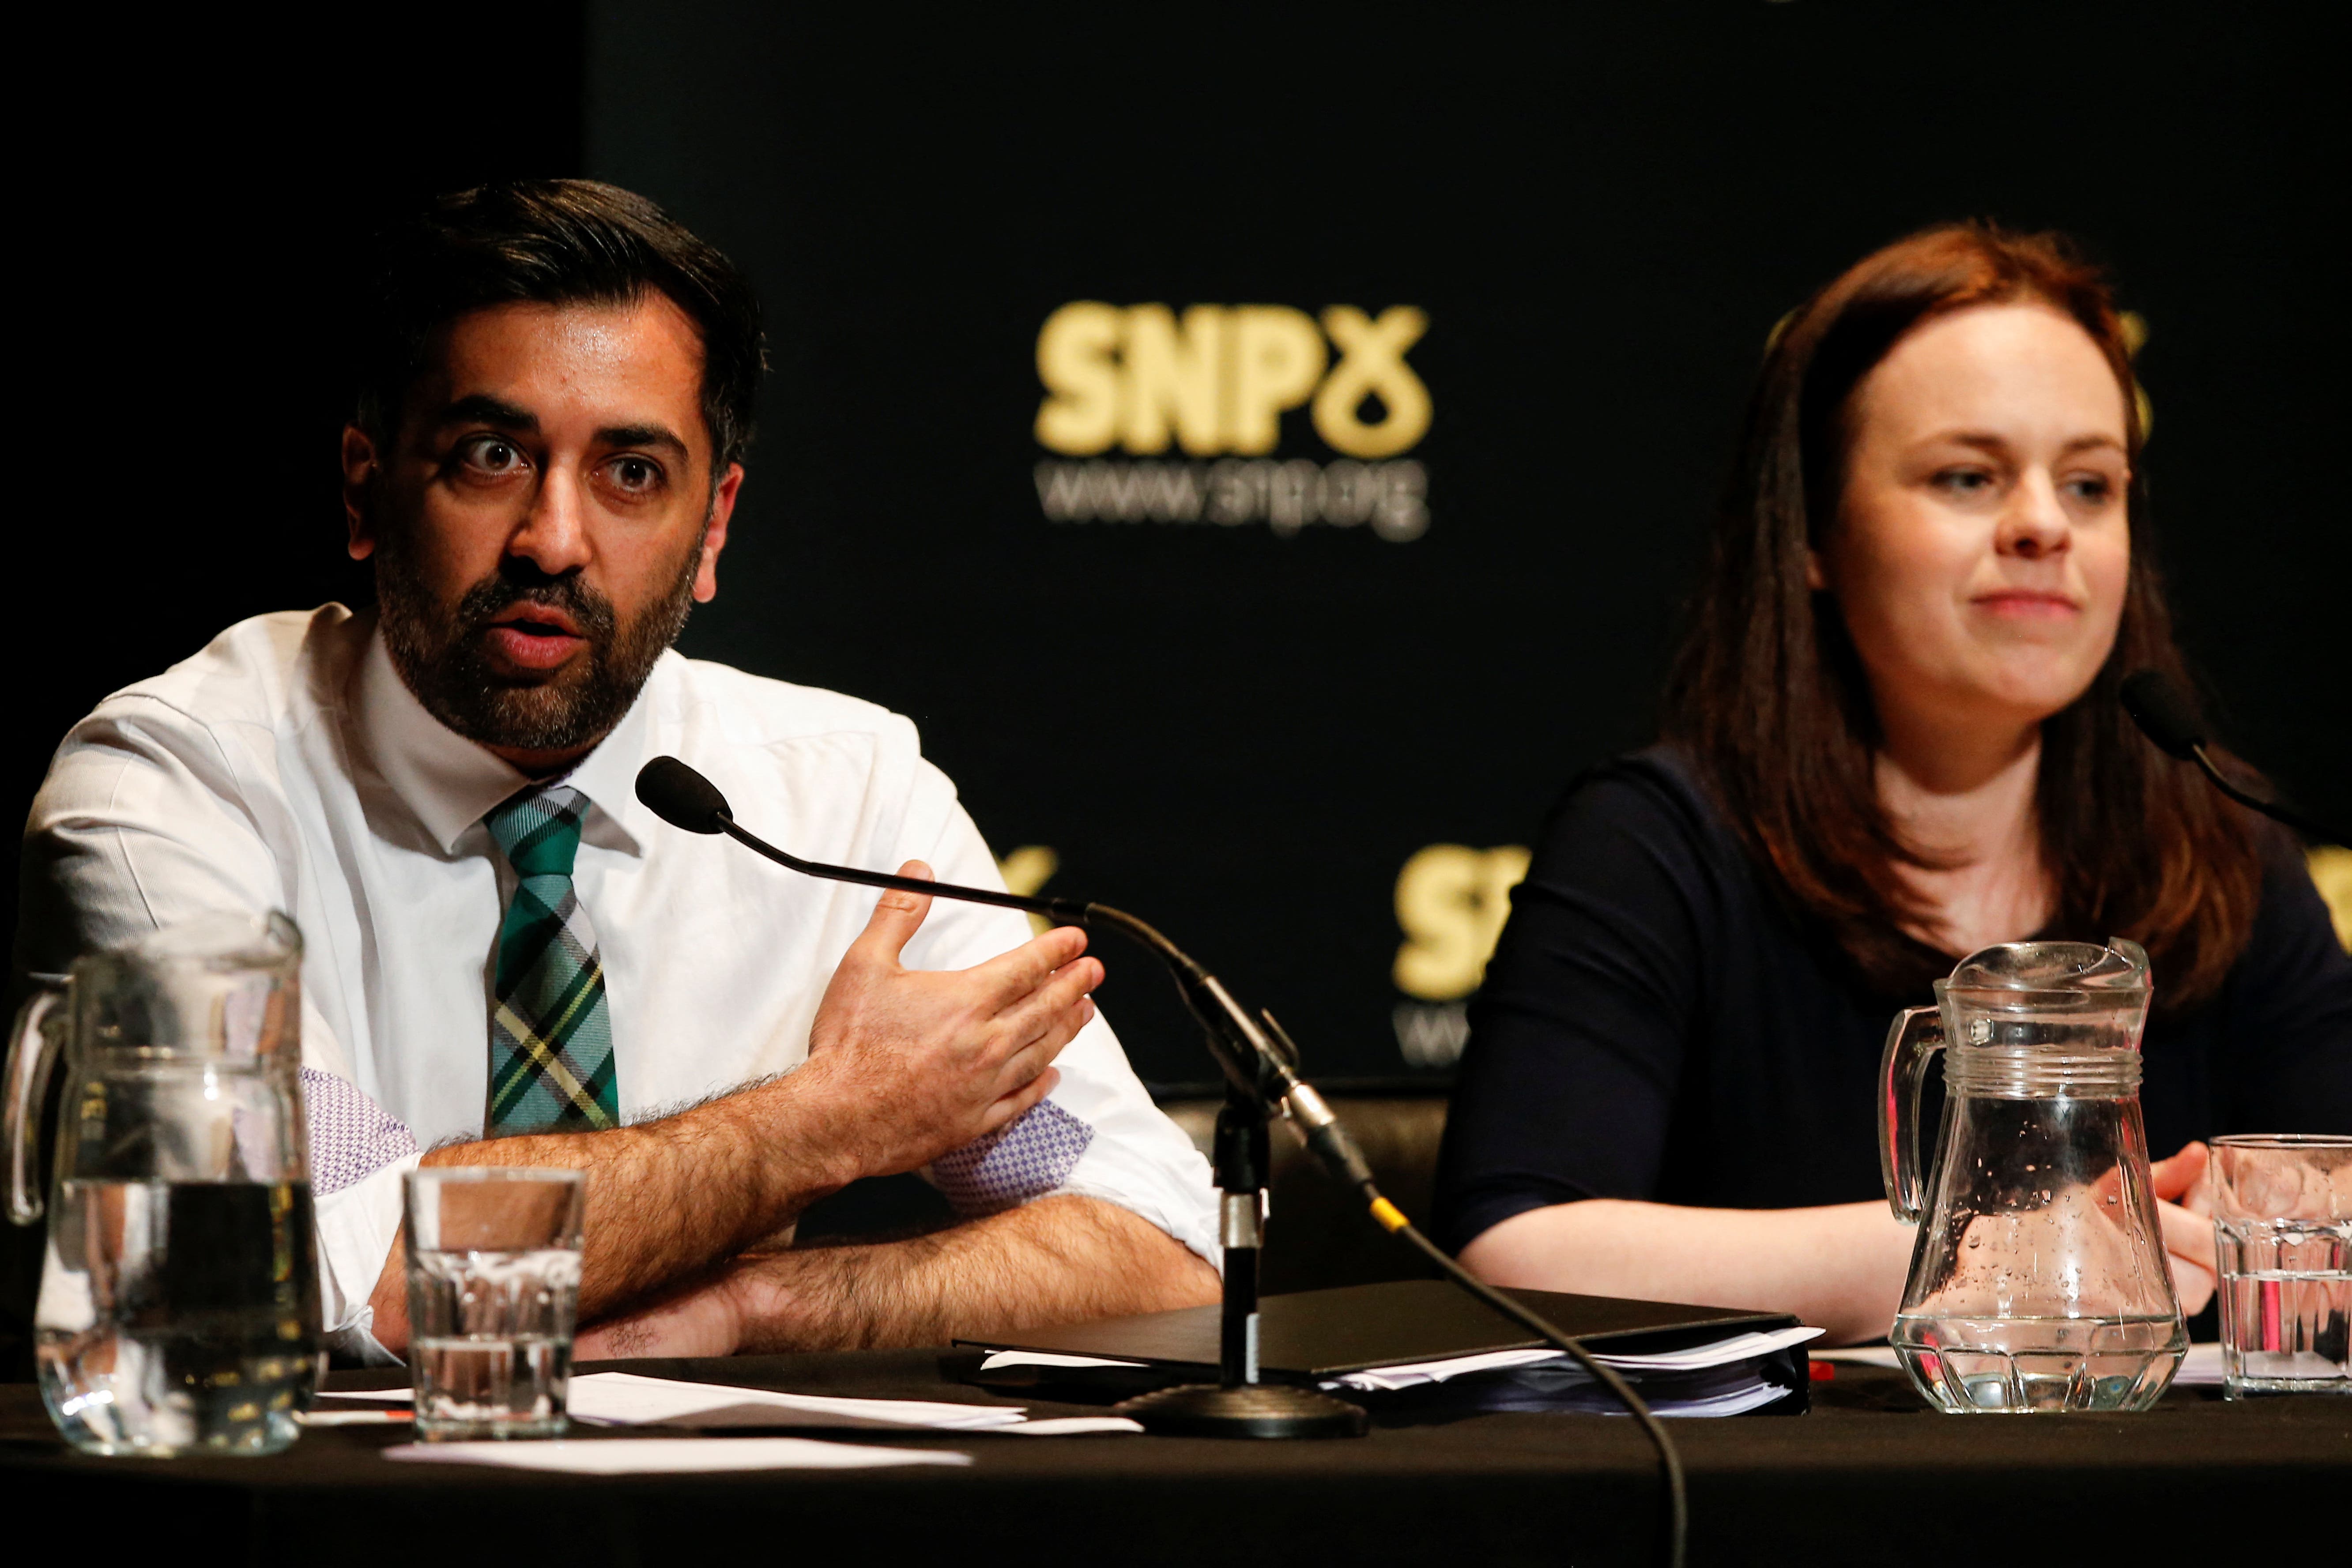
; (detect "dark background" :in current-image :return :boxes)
[11,2,2346,1095]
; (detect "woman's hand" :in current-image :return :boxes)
[2151,1141,2216,1317]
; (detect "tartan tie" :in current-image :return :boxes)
[484,785,618,1134]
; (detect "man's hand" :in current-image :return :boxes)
[792,862,1102,1180]
[2152,1140,2216,1317]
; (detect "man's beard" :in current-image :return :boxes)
[376,529,703,757]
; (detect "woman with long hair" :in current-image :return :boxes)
[1432,224,2351,1342]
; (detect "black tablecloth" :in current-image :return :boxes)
[3,1354,2345,1566]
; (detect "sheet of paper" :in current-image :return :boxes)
[296,1408,411,1426]
[315,1387,414,1402]
[1646,1381,1793,1418]
[2170,1343,2226,1386]
[978,1350,1147,1371]
[1333,1324,1827,1391]
[567,1371,1026,1430]
[992,1417,1144,1435]
[383,1437,971,1474]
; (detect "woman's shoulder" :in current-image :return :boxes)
[1536,743,1743,865]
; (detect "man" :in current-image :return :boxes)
[19,181,1219,1361]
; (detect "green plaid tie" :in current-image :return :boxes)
[484,785,618,1134]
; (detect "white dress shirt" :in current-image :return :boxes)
[19,606,1217,1358]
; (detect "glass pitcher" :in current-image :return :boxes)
[1880,938,2185,1413]
[4,911,320,1455]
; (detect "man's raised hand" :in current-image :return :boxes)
[796,860,1102,1180]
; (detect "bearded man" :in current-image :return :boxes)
[18,181,1219,1361]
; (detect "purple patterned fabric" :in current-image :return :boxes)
[932,1100,1094,1216]
[302,1067,420,1196]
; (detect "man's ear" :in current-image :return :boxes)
[693,462,744,604]
[342,425,381,562]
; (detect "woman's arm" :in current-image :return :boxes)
[1463,1145,2217,1346]
[1460,1199,1916,1345]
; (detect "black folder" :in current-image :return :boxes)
[958,1279,1800,1387]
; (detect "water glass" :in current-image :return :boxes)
[2208,1135,2351,1399]
[403,1168,586,1439]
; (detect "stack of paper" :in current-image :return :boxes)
[1325,1324,1824,1418]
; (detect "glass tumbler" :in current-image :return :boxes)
[2208,1134,2352,1398]
[403,1167,586,1439]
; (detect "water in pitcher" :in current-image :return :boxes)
[35,1179,319,1455]
[1892,1312,2184,1413]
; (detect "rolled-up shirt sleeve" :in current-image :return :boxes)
[19,697,407,1360]
[893,765,1220,1268]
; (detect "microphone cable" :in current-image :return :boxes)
[638,756,1689,1568]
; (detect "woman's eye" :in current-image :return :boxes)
[1932,468,1994,494]
[2063,475,2116,505]
[607,456,663,494]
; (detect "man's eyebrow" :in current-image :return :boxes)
[595,423,690,459]
[432,394,540,432]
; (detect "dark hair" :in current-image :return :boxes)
[1664,222,2261,1009]
[354,180,765,475]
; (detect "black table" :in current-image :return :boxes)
[3,1353,2344,1566]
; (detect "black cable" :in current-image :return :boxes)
[2188,745,2348,848]
[637,760,1691,1564]
[1372,1200,1688,1568]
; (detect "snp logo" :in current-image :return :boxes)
[1033,303,1432,542]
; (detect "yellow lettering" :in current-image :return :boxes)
[1315,306,1431,458]
[998,845,1060,937]
[1392,844,1531,1002]
[1119,305,1225,456]
[1225,306,1325,455]
[1035,303,1122,455]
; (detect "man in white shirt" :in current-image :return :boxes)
[17,181,1219,1362]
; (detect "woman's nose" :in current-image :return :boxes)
[1996,471,2073,560]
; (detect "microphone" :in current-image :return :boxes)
[2119,671,2346,846]
[634,754,1689,1560]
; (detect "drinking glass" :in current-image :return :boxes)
[2208,1135,2351,1399]
[403,1168,586,1439]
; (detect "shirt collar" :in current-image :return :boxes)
[357,624,653,859]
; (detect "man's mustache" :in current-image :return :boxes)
[453,573,619,642]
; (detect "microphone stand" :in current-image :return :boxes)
[636,758,1686,1562]
[701,804,1365,1434]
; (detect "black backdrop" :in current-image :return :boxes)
[11,2,2347,1093]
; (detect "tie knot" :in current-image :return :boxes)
[486,785,589,878]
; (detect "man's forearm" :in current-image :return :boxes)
[366,1070,862,1353]
[580,1195,1221,1358]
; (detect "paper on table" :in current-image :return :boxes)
[1332,1324,1825,1391]
[315,1387,414,1402]
[977,1350,1147,1371]
[567,1371,1025,1430]
[383,1438,972,1474]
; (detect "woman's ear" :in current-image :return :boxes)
[1804,545,1828,591]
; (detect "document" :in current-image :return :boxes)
[384,1438,972,1474]
[328,1372,1140,1434]
[1330,1324,1824,1391]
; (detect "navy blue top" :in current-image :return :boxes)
[1433,746,2352,1253]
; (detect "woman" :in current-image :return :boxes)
[1433,224,2352,1343]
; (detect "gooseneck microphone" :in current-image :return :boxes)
[2120,671,2347,846]
[636,754,1689,1568]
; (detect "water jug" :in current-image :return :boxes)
[1881,939,2184,1413]
[5,911,319,1455]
